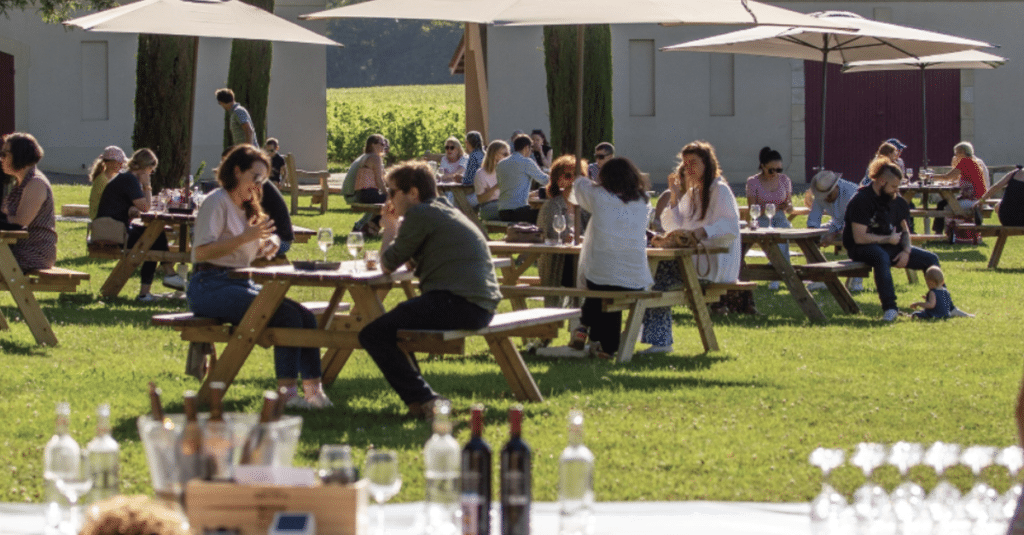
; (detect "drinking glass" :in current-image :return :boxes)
[888,442,928,532]
[851,443,893,530]
[365,449,402,535]
[764,203,777,229]
[924,441,962,526]
[748,204,761,230]
[318,444,356,485]
[55,454,93,535]
[961,445,998,528]
[552,214,567,245]
[347,233,365,273]
[996,445,1024,521]
[317,227,334,262]
[809,447,848,533]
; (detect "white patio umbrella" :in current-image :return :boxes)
[662,11,992,171]
[843,51,1007,167]
[64,0,341,177]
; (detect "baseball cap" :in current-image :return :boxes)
[885,138,907,151]
[101,146,128,163]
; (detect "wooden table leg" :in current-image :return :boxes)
[485,335,543,402]
[941,191,969,217]
[499,252,540,311]
[320,282,389,387]
[0,244,59,345]
[989,232,1009,269]
[761,238,827,322]
[794,238,859,314]
[0,308,9,331]
[452,189,488,235]
[197,280,291,405]
[676,256,718,352]
[100,222,166,297]
[615,299,647,363]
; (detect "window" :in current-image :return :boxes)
[81,41,108,121]
[629,39,655,117]
[709,54,734,117]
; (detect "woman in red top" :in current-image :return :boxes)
[931,141,987,234]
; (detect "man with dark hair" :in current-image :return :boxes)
[215,88,257,147]
[589,142,614,180]
[496,134,549,223]
[264,138,286,185]
[358,162,502,418]
[843,159,939,321]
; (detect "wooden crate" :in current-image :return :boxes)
[185,479,367,535]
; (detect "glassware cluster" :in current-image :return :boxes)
[809,442,1024,535]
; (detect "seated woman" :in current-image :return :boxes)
[745,146,791,290]
[530,129,553,169]
[930,141,988,236]
[88,146,128,220]
[438,136,468,183]
[641,141,741,354]
[0,132,57,273]
[860,142,901,187]
[95,149,185,301]
[188,145,331,409]
[975,166,1024,227]
[536,154,585,308]
[475,140,508,221]
[572,157,653,358]
[346,134,388,236]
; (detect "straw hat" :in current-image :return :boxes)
[810,170,841,200]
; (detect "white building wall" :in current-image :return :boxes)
[486,26,553,150]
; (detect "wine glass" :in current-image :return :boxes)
[924,441,963,527]
[809,447,848,533]
[317,227,334,262]
[347,232,365,274]
[996,445,1024,521]
[365,449,401,535]
[851,443,893,531]
[54,454,93,534]
[748,204,761,230]
[961,445,998,529]
[552,214,567,245]
[888,442,928,532]
[318,444,356,485]
[764,203,777,229]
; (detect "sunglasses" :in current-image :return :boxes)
[594,153,609,160]
[386,187,398,197]
[766,167,783,174]
[445,145,457,150]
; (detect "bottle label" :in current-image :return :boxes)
[503,471,529,506]
[461,493,481,534]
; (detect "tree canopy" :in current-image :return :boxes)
[1,0,114,23]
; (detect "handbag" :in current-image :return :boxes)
[89,217,127,245]
[505,223,544,243]
[650,229,711,278]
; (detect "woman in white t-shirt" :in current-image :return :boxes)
[187,145,332,410]
[438,136,469,183]
[474,140,508,221]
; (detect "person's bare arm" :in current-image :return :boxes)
[378,202,401,274]
[194,218,275,262]
[244,123,256,146]
[7,179,47,226]
[851,222,900,246]
[893,220,912,268]
[370,153,386,191]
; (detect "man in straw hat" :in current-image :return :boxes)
[806,170,862,292]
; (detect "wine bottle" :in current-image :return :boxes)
[239,390,279,465]
[557,410,594,535]
[148,382,165,422]
[424,399,461,534]
[43,402,80,528]
[177,391,204,484]
[461,404,492,535]
[500,405,531,535]
[202,382,233,481]
[85,403,120,502]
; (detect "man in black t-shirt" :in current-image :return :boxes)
[265,138,286,185]
[843,160,939,321]
[261,180,294,254]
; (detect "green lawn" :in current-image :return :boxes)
[0,184,1020,504]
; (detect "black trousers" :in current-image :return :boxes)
[581,279,642,355]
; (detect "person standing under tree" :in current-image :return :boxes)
[215,88,257,147]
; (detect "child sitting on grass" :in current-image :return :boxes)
[910,266,973,319]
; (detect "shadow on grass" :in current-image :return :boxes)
[0,335,49,356]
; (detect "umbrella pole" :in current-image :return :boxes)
[574,24,584,245]
[818,45,829,173]
[185,36,199,185]
[920,65,929,168]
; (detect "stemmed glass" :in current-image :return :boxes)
[888,441,928,532]
[749,204,762,230]
[55,454,93,535]
[317,227,334,262]
[365,449,402,535]
[996,445,1024,522]
[924,441,963,527]
[764,203,777,229]
[851,442,893,530]
[552,214,567,245]
[347,232,365,274]
[961,445,999,529]
[809,447,848,533]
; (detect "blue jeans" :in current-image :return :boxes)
[756,213,791,259]
[186,270,321,380]
[278,241,292,255]
[358,291,493,405]
[846,244,939,311]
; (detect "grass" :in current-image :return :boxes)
[0,184,1021,506]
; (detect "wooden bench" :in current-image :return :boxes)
[349,202,383,214]
[396,307,580,402]
[26,267,91,293]
[484,220,511,233]
[0,260,90,346]
[795,260,872,280]
[955,224,1024,268]
[292,225,315,244]
[281,153,330,215]
[61,204,89,217]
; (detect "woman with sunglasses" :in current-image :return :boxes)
[536,155,585,307]
[745,146,792,289]
[438,137,467,183]
[0,132,57,273]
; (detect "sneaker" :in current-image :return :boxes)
[407,396,449,420]
[949,307,975,318]
[882,309,899,322]
[306,391,334,409]
[284,395,312,410]
[637,345,673,355]
[136,293,159,302]
[768,281,781,291]
[806,281,827,291]
[162,273,186,291]
[846,278,864,292]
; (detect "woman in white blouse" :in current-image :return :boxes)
[572,157,654,357]
[187,145,332,409]
[640,141,741,354]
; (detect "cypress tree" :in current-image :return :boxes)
[223,0,274,151]
[542,25,613,160]
[132,34,197,191]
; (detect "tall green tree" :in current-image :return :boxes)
[133,35,197,191]
[1,0,112,23]
[542,25,613,160]
[223,0,274,151]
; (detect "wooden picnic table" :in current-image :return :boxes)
[899,183,965,232]
[0,230,89,345]
[97,212,193,298]
[738,205,810,223]
[740,227,860,322]
[436,183,487,234]
[487,240,727,360]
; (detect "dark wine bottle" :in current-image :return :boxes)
[177,391,204,483]
[462,404,492,535]
[239,391,278,465]
[202,382,233,481]
[148,382,165,422]
[500,405,531,535]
